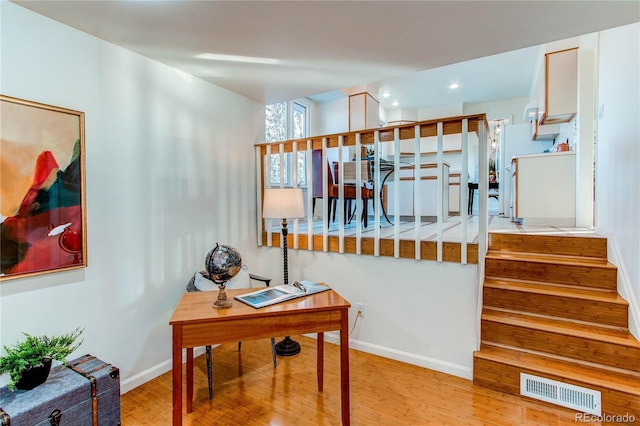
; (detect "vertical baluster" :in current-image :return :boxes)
[338,135,345,253]
[278,143,286,251]
[461,119,469,264]
[373,131,381,257]
[292,141,299,250]
[393,128,400,258]
[256,146,263,246]
[265,144,273,247]
[355,133,363,254]
[436,122,444,262]
[306,139,313,251]
[413,125,421,260]
[322,138,329,252]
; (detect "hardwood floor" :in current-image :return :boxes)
[121,336,607,425]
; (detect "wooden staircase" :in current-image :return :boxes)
[473,232,640,421]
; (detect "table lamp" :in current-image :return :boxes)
[262,187,305,356]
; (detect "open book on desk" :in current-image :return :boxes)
[234,281,330,309]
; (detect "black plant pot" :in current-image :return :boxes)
[15,359,53,391]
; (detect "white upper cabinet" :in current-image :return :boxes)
[540,48,578,125]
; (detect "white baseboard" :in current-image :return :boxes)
[316,332,473,380]
[608,235,640,340]
[120,346,207,394]
[121,335,473,394]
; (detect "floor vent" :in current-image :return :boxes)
[520,373,601,416]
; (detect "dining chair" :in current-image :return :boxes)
[311,149,337,221]
[332,161,373,228]
[186,267,277,399]
[467,181,499,215]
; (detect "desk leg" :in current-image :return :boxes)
[186,348,194,413]
[172,326,182,426]
[317,332,324,391]
[340,309,350,425]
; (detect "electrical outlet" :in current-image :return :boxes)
[356,303,364,317]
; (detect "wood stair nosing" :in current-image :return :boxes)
[480,311,640,373]
[486,250,613,267]
[483,278,623,301]
[485,254,618,274]
[481,309,638,346]
[473,345,640,397]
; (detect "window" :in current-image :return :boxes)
[266,100,309,187]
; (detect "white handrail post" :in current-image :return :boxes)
[477,119,489,351]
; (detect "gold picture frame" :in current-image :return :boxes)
[0,95,87,280]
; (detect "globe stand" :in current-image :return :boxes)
[213,283,233,309]
[274,218,301,357]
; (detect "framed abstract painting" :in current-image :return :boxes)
[0,95,86,280]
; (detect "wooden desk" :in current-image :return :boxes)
[169,287,351,425]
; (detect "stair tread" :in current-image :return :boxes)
[484,278,626,303]
[474,345,640,395]
[486,250,616,268]
[482,309,640,348]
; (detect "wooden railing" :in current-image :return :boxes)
[255,114,489,264]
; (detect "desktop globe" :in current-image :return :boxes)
[205,243,242,309]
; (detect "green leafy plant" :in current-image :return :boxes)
[0,327,83,390]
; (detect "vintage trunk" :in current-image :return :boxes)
[0,355,120,425]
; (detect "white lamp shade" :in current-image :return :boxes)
[262,188,305,219]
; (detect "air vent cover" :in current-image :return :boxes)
[520,373,601,416]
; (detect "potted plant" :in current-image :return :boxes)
[0,327,83,391]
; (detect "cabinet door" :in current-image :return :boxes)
[449,184,460,213]
[543,48,578,124]
[386,180,413,217]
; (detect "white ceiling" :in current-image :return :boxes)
[13,1,639,110]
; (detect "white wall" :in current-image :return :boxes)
[595,23,640,337]
[0,3,264,390]
[418,103,463,121]
[464,97,529,125]
[258,246,479,379]
[314,97,349,135]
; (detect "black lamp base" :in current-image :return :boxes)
[274,336,301,356]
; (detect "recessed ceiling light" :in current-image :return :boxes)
[382,92,391,98]
[392,101,399,106]
[195,53,281,65]
[449,83,459,89]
